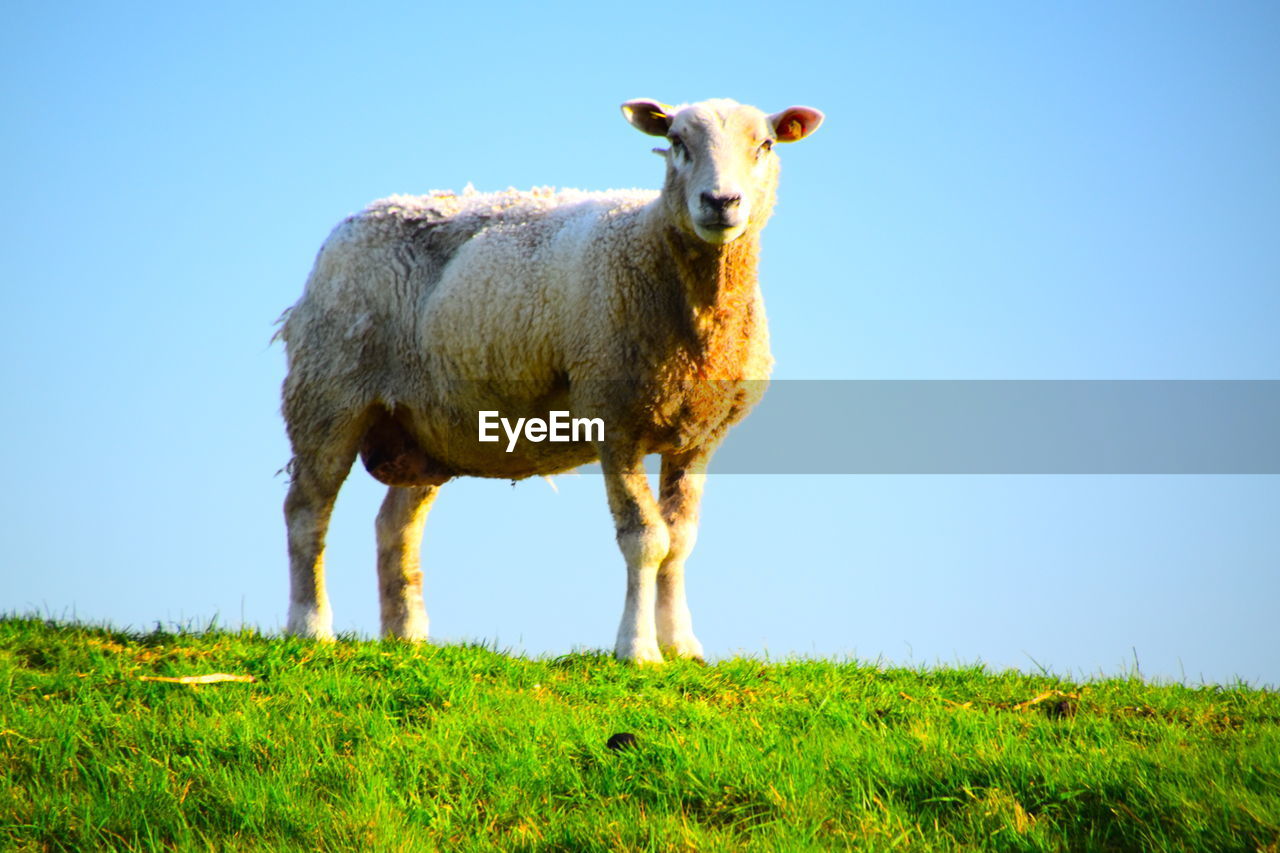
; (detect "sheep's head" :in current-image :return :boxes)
[622,98,823,245]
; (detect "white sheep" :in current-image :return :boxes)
[278,97,823,663]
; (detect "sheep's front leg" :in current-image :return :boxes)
[657,452,709,660]
[375,484,439,640]
[599,444,669,664]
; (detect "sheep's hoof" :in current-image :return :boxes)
[660,634,705,662]
[286,628,336,642]
[382,628,430,643]
[286,607,336,641]
[666,650,707,665]
[615,638,665,665]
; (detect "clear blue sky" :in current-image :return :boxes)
[3,2,1277,684]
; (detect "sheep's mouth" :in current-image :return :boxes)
[693,220,747,245]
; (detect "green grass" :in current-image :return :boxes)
[1,616,1277,851]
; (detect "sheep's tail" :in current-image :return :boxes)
[270,306,294,346]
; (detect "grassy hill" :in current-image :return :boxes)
[2,616,1277,851]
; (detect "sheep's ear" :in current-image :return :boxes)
[769,106,824,142]
[622,99,674,137]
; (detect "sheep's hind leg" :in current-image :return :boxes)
[599,443,669,664]
[656,451,709,660]
[375,484,439,640]
[284,417,365,640]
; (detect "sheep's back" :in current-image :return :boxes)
[281,187,656,437]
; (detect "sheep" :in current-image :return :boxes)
[277,97,823,663]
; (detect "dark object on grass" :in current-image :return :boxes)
[606,732,638,752]
[1046,699,1078,719]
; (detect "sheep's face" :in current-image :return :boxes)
[623,98,823,245]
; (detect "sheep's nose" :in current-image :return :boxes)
[700,192,742,214]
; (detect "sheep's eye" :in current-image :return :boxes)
[669,135,687,158]
[756,139,774,158]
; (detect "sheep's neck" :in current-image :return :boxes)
[661,227,762,380]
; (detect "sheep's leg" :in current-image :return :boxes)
[375,484,439,640]
[283,412,366,640]
[599,444,670,664]
[284,456,357,640]
[657,452,710,660]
